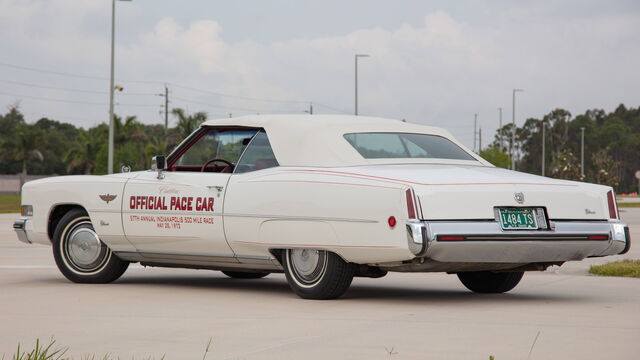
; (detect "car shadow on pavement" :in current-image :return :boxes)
[115,273,294,295]
[108,273,588,304]
[342,284,585,304]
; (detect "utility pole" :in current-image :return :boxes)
[498,107,503,150]
[164,84,169,131]
[478,127,482,152]
[581,127,585,178]
[163,85,169,130]
[473,113,478,152]
[511,88,524,170]
[354,54,369,115]
[541,121,546,176]
[156,84,170,133]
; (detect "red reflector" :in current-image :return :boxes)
[440,236,465,241]
[406,189,416,219]
[388,216,397,228]
[607,190,618,219]
[588,235,608,240]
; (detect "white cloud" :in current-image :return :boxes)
[0,1,638,148]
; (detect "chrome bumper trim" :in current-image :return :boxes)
[13,218,32,244]
[406,219,629,263]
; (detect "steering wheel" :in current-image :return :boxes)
[201,158,233,173]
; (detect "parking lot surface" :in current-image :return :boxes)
[1,210,639,359]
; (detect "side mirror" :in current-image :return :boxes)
[152,155,166,179]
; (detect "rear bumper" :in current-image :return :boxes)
[13,218,32,244]
[406,219,630,263]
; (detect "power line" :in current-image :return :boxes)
[0,62,108,81]
[0,79,156,96]
[0,60,346,112]
[169,83,308,104]
[312,102,349,114]
[0,90,157,107]
[172,96,281,113]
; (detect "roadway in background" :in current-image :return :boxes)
[0,210,638,359]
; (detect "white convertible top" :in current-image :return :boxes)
[201,114,488,167]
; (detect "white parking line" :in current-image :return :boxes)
[0,265,146,269]
[0,265,55,269]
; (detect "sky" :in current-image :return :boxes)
[0,0,639,150]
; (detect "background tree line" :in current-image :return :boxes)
[0,105,206,176]
[481,104,640,193]
[1,103,639,192]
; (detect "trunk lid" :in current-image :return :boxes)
[341,164,610,220]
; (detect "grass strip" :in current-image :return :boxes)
[589,259,640,278]
[618,202,640,208]
[0,193,20,212]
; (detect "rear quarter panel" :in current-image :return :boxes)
[224,167,416,264]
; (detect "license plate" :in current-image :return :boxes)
[498,208,539,230]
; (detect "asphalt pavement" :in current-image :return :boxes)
[0,211,638,359]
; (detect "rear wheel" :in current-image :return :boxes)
[457,271,524,293]
[282,249,355,300]
[52,208,128,283]
[222,271,270,279]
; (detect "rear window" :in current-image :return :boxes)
[344,133,475,160]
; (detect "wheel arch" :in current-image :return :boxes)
[48,203,88,242]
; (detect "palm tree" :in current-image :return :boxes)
[172,108,207,138]
[13,124,44,176]
[63,131,100,174]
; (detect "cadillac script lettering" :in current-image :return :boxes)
[129,196,215,212]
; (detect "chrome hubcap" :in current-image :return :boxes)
[65,221,107,271]
[290,249,327,284]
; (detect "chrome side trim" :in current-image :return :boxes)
[13,218,31,244]
[224,213,378,223]
[112,250,281,268]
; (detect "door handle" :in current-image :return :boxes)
[207,185,224,196]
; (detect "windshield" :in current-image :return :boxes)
[344,132,475,161]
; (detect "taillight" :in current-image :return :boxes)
[406,188,417,219]
[607,190,618,219]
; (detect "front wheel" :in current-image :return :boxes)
[282,249,355,300]
[52,208,129,283]
[457,271,524,293]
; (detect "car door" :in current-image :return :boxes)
[122,127,258,256]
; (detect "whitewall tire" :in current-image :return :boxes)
[282,249,354,300]
[52,208,128,283]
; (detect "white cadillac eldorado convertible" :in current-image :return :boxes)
[14,115,630,299]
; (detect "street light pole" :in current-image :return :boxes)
[581,127,585,178]
[107,0,116,174]
[354,54,369,115]
[107,0,131,174]
[498,107,503,150]
[541,121,546,176]
[511,88,524,170]
[473,113,478,152]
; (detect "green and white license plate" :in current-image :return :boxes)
[498,208,539,230]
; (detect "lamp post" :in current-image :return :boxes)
[498,107,503,150]
[354,54,369,115]
[107,0,131,174]
[541,120,546,176]
[581,127,585,178]
[473,113,478,152]
[511,88,524,170]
